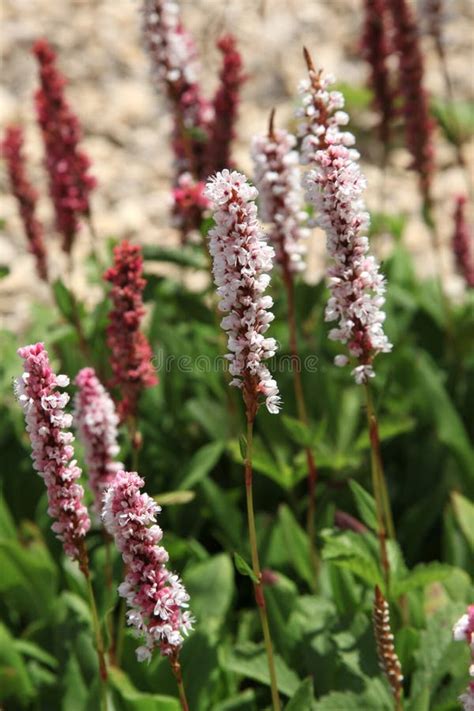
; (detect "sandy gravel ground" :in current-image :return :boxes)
[1,0,473,332]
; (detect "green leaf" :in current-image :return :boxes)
[0,496,16,538]
[109,667,180,711]
[354,416,415,450]
[61,652,89,711]
[183,553,234,627]
[13,640,58,670]
[233,552,258,583]
[451,491,474,550]
[0,537,58,618]
[153,490,195,506]
[320,529,383,588]
[52,278,77,322]
[348,480,378,531]
[0,265,10,279]
[212,690,256,711]
[225,642,300,697]
[285,677,315,710]
[142,244,207,269]
[179,440,224,490]
[278,505,313,587]
[281,416,313,448]
[392,563,455,597]
[0,622,35,705]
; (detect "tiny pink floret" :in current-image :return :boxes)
[15,343,90,560]
[102,470,193,661]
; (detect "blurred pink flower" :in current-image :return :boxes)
[104,241,158,422]
[74,367,122,516]
[33,38,96,254]
[1,126,48,281]
[453,605,474,710]
[102,470,193,661]
[15,342,90,560]
[452,196,474,288]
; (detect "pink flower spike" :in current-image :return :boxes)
[453,605,474,708]
[297,60,392,382]
[102,470,194,661]
[33,38,96,254]
[452,196,474,288]
[15,343,90,561]
[1,126,49,282]
[74,368,123,517]
[104,241,158,422]
[205,169,281,416]
[206,34,246,174]
[252,116,309,275]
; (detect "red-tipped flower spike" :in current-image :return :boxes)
[297,60,392,384]
[104,242,157,422]
[1,126,48,281]
[74,368,123,517]
[452,196,474,288]
[33,38,96,254]
[206,34,246,174]
[15,343,91,561]
[171,172,208,236]
[386,0,435,200]
[361,0,395,146]
[102,470,194,661]
[452,605,474,709]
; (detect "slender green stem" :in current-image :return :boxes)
[364,384,392,592]
[283,269,319,589]
[170,651,190,711]
[79,545,108,710]
[245,417,281,711]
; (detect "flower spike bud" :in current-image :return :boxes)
[103,470,194,661]
[373,586,404,707]
[453,605,474,710]
[15,343,90,561]
[205,169,281,416]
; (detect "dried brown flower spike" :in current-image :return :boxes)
[373,585,404,709]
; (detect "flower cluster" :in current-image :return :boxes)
[15,343,90,560]
[452,196,474,288]
[297,50,354,166]
[142,0,212,180]
[453,606,474,710]
[33,39,96,254]
[205,169,280,415]
[361,0,395,145]
[102,470,193,661]
[74,368,122,516]
[104,242,158,421]
[206,34,246,174]
[1,126,48,281]
[171,172,208,237]
[252,120,308,275]
[386,0,435,200]
[298,61,392,383]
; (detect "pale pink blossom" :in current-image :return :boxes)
[102,470,193,661]
[204,169,280,415]
[74,368,122,516]
[453,605,474,710]
[297,64,392,383]
[252,124,308,274]
[15,342,90,560]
